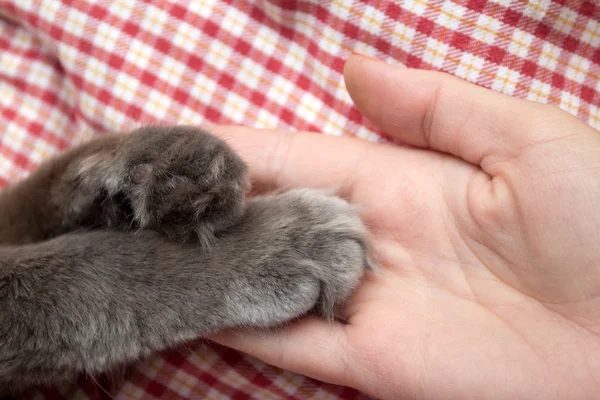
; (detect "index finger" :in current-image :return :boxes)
[211,126,371,196]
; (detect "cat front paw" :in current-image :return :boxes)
[78,126,249,245]
[225,189,374,325]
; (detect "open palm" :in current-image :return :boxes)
[213,54,600,400]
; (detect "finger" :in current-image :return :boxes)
[210,317,351,387]
[211,126,372,196]
[344,52,591,172]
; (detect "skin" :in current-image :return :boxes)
[211,53,600,400]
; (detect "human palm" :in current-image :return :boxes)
[213,54,600,399]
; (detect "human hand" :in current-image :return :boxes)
[211,53,600,400]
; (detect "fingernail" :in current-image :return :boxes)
[352,50,380,62]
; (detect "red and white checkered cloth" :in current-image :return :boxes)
[1,0,599,398]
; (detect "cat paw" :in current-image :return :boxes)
[77,126,249,245]
[225,189,374,324]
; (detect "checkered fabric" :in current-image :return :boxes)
[1,0,599,398]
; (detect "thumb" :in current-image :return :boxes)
[344,52,595,174]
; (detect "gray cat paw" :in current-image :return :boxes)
[224,189,374,326]
[78,126,249,245]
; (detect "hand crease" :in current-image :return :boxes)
[267,131,295,189]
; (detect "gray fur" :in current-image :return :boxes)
[0,126,371,394]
